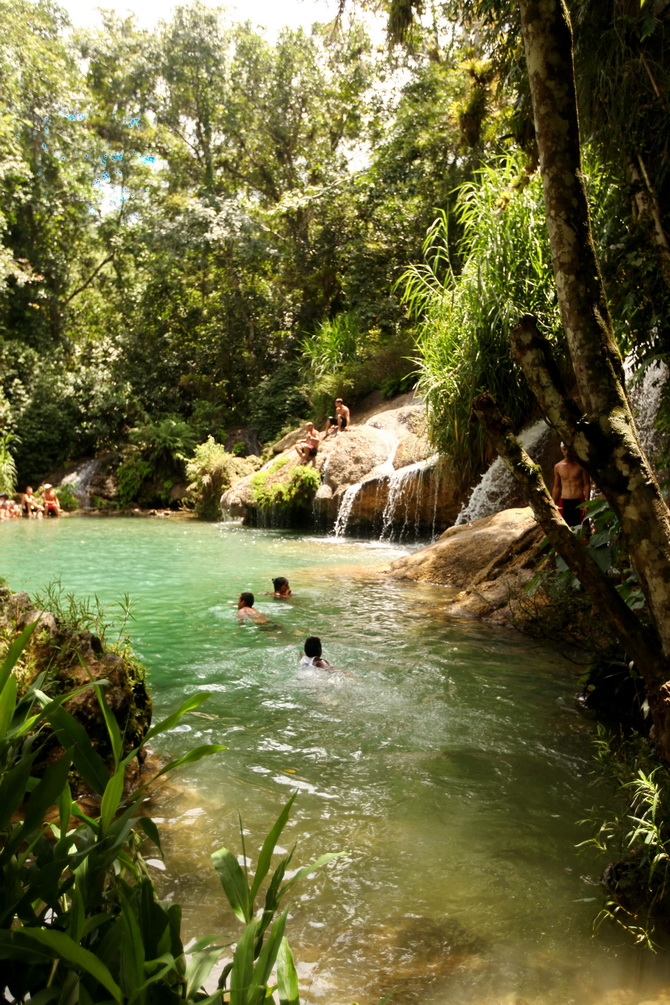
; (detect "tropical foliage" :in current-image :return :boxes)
[0,608,338,1002]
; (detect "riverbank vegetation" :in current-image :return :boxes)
[0,589,339,1003]
[2,0,670,955]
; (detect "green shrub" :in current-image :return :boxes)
[251,458,319,510]
[116,456,153,507]
[186,437,257,519]
[55,483,79,511]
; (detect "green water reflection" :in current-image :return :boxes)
[3,516,669,1004]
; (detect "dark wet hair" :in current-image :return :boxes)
[273,577,288,593]
[304,636,322,658]
[239,592,254,608]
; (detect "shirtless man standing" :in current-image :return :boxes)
[552,443,590,529]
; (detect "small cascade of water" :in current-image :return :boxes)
[60,457,104,509]
[456,420,552,525]
[380,455,439,541]
[333,483,363,537]
[627,358,669,463]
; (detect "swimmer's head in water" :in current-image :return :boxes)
[304,636,322,658]
[239,592,254,608]
[273,577,289,594]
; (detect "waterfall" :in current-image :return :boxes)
[380,455,440,542]
[333,483,363,537]
[456,420,551,525]
[60,457,104,509]
[628,358,669,463]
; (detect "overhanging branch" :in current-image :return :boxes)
[473,391,663,681]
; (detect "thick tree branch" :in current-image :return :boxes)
[473,392,664,683]
[64,254,115,305]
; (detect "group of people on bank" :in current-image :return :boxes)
[0,484,61,520]
[236,576,348,674]
[294,398,350,464]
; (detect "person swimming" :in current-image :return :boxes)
[269,577,291,598]
[236,592,268,623]
[299,636,352,675]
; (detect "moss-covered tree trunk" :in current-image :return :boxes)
[484,0,670,757]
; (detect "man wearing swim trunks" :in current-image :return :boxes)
[295,422,320,463]
[335,398,350,432]
[552,442,590,529]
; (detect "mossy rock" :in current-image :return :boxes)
[0,590,152,793]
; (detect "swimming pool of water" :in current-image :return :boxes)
[3,516,669,1004]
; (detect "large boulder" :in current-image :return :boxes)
[387,507,543,623]
[322,426,390,492]
[222,392,462,536]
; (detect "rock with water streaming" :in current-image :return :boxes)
[221,391,467,537]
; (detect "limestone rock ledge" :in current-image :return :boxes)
[388,507,544,624]
[221,393,466,534]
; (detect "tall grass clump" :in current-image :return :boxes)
[301,313,416,417]
[401,153,564,490]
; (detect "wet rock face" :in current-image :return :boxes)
[387,507,544,624]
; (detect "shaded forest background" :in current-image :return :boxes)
[0,0,668,493]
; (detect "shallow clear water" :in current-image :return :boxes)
[3,516,670,1004]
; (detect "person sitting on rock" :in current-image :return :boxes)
[236,592,267,623]
[42,484,61,517]
[295,422,320,463]
[324,398,350,436]
[268,577,292,598]
[22,486,43,517]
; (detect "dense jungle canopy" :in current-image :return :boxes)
[1,0,667,490]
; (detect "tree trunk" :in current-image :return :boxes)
[504,0,670,756]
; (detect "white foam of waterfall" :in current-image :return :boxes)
[380,454,440,541]
[329,429,399,538]
[60,457,104,509]
[333,483,363,537]
[456,420,551,525]
[627,358,669,463]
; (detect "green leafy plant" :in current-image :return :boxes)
[116,456,153,507]
[0,602,339,1002]
[251,461,319,511]
[54,482,79,511]
[579,728,670,950]
[186,437,258,520]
